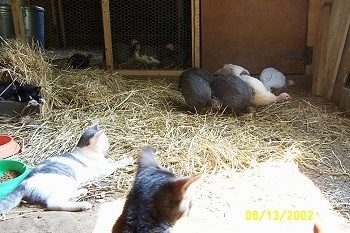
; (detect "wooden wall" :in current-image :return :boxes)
[311,0,350,112]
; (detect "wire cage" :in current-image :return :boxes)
[28,0,193,70]
[109,0,192,70]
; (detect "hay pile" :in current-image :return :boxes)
[0,40,349,223]
[0,39,51,85]
[0,38,52,111]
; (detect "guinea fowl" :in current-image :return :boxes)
[239,74,292,106]
[179,67,214,90]
[179,67,220,111]
[67,53,93,69]
[210,73,255,116]
[259,67,295,94]
[215,64,250,77]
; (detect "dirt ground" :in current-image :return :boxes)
[1,206,102,233]
[0,75,349,233]
[0,200,121,233]
[1,161,349,233]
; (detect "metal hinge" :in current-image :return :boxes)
[304,46,313,65]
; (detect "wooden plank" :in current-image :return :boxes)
[50,0,60,47]
[306,0,329,74]
[57,0,67,48]
[192,0,200,67]
[312,3,331,96]
[332,30,350,102]
[339,87,350,113]
[323,0,350,99]
[118,70,182,77]
[0,101,41,117]
[10,0,25,42]
[101,0,114,70]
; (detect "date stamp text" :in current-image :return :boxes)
[245,209,314,221]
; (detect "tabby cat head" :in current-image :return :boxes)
[138,147,201,224]
[76,122,110,153]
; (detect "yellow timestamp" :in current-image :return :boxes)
[245,209,314,221]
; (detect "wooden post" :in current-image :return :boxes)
[312,3,331,96]
[50,0,60,47]
[306,0,329,75]
[332,30,350,102]
[323,0,350,99]
[192,0,200,67]
[10,0,26,42]
[177,0,184,43]
[101,0,114,70]
[58,0,67,48]
[339,87,350,113]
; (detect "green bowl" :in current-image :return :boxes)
[0,159,31,199]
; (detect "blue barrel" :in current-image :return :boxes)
[0,5,45,47]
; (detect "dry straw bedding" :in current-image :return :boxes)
[0,40,350,226]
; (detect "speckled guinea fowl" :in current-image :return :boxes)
[210,73,255,116]
[179,67,219,111]
[179,67,214,90]
[215,64,292,106]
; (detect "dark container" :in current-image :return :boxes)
[0,5,45,47]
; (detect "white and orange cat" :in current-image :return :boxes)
[0,122,117,214]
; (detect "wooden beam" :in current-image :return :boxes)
[57,0,67,48]
[10,0,25,42]
[0,101,41,117]
[339,87,350,113]
[323,0,350,99]
[50,0,60,47]
[118,70,182,77]
[312,3,331,96]
[192,0,200,67]
[332,30,350,102]
[101,0,114,70]
[306,0,330,74]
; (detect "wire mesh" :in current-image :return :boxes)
[28,0,192,70]
[109,0,192,70]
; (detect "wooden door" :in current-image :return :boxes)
[201,0,308,74]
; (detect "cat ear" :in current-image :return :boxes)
[138,146,158,168]
[91,122,99,130]
[172,175,202,199]
[90,129,104,144]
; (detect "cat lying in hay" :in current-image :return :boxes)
[0,81,45,106]
[112,146,201,233]
[0,122,118,215]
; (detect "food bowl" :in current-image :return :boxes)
[0,159,31,199]
[0,135,20,158]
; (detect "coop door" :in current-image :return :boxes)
[109,0,192,70]
[201,0,308,75]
